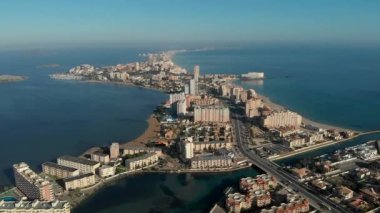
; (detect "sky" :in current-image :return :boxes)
[1,0,380,49]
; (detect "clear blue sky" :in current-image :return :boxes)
[1,0,380,48]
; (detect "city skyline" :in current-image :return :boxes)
[1,0,380,49]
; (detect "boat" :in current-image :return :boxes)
[241,72,264,80]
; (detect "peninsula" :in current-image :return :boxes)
[1,50,371,213]
[0,75,26,83]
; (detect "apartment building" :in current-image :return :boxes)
[190,155,232,169]
[42,162,79,179]
[0,200,70,213]
[90,152,110,164]
[63,173,96,190]
[57,156,100,174]
[125,153,159,170]
[13,162,55,201]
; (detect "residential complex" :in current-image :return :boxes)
[0,200,70,213]
[190,155,232,169]
[262,110,302,129]
[239,175,278,192]
[245,98,263,118]
[57,155,100,174]
[63,173,96,190]
[125,153,159,170]
[260,198,310,213]
[193,105,230,123]
[97,165,115,178]
[42,162,80,179]
[226,192,252,213]
[13,163,55,201]
[122,146,162,156]
[90,152,110,164]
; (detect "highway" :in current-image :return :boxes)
[231,111,352,213]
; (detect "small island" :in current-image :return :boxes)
[0,75,26,83]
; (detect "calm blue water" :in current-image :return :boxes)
[174,45,380,131]
[1,45,380,212]
[0,48,167,186]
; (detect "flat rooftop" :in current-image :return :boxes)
[42,162,78,172]
[58,155,99,166]
[0,200,69,210]
[63,173,94,182]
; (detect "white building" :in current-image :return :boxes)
[63,173,96,190]
[124,153,159,170]
[194,65,200,81]
[97,165,115,178]
[191,155,232,169]
[262,111,302,129]
[169,93,185,105]
[57,156,100,174]
[184,84,190,94]
[194,105,230,123]
[176,99,187,115]
[189,79,198,95]
[181,141,194,159]
[0,200,71,213]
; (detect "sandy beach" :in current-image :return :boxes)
[81,114,159,157]
[120,114,160,148]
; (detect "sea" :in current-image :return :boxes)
[0,44,380,212]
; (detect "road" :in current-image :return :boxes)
[231,111,351,213]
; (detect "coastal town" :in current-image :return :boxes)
[2,50,380,213]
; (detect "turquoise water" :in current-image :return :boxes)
[1,45,380,212]
[1,196,17,201]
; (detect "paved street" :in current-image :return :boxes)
[230,110,351,213]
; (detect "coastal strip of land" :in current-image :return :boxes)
[0,75,26,83]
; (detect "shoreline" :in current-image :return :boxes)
[48,50,371,211]
[81,114,160,157]
[257,94,356,132]
[270,130,380,161]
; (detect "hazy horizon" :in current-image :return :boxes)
[1,0,380,50]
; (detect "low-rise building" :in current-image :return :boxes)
[290,167,309,179]
[57,155,100,174]
[349,198,369,212]
[90,152,110,164]
[97,165,115,178]
[122,147,162,156]
[248,190,271,207]
[335,186,354,200]
[239,175,278,192]
[283,136,306,149]
[360,187,380,205]
[125,153,159,170]
[260,198,309,213]
[63,173,96,190]
[193,141,232,152]
[190,155,232,169]
[311,179,329,190]
[42,162,80,179]
[0,200,70,213]
[225,192,252,213]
